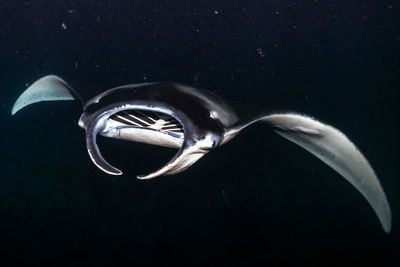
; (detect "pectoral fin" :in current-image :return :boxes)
[232,112,391,232]
[261,113,391,232]
[11,75,75,115]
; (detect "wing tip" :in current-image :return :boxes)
[380,206,392,233]
[11,105,18,116]
[383,223,391,234]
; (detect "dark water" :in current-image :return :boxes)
[1,1,399,265]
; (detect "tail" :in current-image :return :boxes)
[11,75,82,115]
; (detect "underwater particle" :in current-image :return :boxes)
[61,22,67,30]
[194,72,200,83]
[256,48,266,58]
[214,10,219,15]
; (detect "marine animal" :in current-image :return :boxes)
[11,75,391,232]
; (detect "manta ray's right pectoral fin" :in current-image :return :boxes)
[258,113,391,233]
[233,112,391,233]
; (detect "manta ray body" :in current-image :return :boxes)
[11,75,391,232]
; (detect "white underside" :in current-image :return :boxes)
[101,126,183,148]
[101,119,184,148]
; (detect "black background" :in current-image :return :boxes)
[0,0,399,265]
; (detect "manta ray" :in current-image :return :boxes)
[11,75,391,232]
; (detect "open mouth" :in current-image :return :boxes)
[110,109,184,137]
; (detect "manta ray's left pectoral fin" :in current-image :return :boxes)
[244,113,391,233]
[11,75,77,115]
